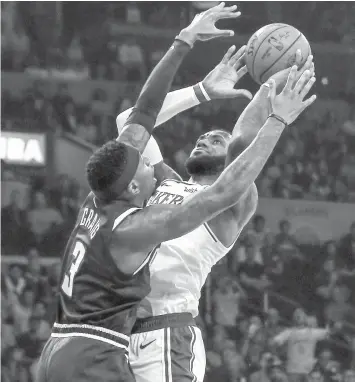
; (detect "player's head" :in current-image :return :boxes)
[86,140,156,205]
[186,129,234,177]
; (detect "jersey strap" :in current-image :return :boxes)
[112,207,141,231]
[51,322,130,351]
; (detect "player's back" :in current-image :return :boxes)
[38,192,155,382]
[54,192,155,338]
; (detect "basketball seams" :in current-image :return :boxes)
[259,32,303,84]
[251,25,289,80]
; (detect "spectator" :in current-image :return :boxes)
[324,284,355,325]
[1,189,30,253]
[1,299,16,358]
[27,192,63,246]
[265,308,284,339]
[77,111,98,144]
[249,352,275,382]
[344,369,355,382]
[243,215,271,263]
[52,83,74,116]
[238,241,271,315]
[273,220,299,259]
[312,348,334,377]
[61,101,79,133]
[272,309,329,382]
[23,248,48,300]
[32,301,51,341]
[16,315,45,381]
[118,37,145,82]
[3,264,26,297]
[9,287,35,334]
[24,80,47,118]
[9,21,30,71]
[66,36,84,66]
[212,277,245,338]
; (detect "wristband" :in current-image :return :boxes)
[175,29,195,49]
[142,136,163,165]
[268,113,288,127]
[193,82,211,103]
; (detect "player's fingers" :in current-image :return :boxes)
[229,45,246,66]
[299,54,313,74]
[301,94,317,110]
[283,65,297,94]
[221,4,238,12]
[294,70,312,95]
[235,89,253,100]
[294,49,302,67]
[236,65,248,79]
[299,76,316,100]
[214,28,235,37]
[209,2,225,12]
[221,45,236,64]
[214,10,241,20]
[234,54,246,71]
[266,79,276,101]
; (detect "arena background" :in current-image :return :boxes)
[1,2,355,381]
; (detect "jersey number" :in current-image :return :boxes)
[61,241,86,297]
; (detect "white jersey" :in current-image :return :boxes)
[138,179,241,318]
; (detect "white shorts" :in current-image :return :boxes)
[129,313,206,382]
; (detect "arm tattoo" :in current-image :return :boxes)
[228,85,271,161]
[117,124,151,154]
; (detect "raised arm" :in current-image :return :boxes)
[228,51,315,154]
[113,67,317,259]
[117,3,239,154]
[117,5,243,183]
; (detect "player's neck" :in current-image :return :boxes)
[189,174,219,186]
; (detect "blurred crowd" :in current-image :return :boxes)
[1,2,355,382]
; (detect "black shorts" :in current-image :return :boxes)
[36,324,135,382]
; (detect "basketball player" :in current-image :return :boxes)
[35,4,249,382]
[117,46,316,381]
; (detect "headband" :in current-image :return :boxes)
[113,144,140,196]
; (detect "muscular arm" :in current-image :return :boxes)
[114,117,286,259]
[117,39,191,153]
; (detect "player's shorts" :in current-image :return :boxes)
[36,323,135,382]
[129,313,206,382]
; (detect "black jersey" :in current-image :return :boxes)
[55,193,156,338]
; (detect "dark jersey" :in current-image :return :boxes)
[55,193,156,337]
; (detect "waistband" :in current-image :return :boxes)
[132,313,196,333]
[51,322,129,351]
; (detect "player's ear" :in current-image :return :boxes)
[126,179,140,196]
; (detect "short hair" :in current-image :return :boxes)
[86,140,130,195]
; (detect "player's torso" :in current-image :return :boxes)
[138,179,236,318]
[57,193,153,336]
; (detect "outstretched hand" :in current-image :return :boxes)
[201,45,253,100]
[269,50,315,93]
[178,2,240,46]
[268,65,317,125]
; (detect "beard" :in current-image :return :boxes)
[185,153,226,177]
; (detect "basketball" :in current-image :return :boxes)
[245,23,311,84]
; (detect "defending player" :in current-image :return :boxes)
[35,4,249,382]
[117,46,316,382]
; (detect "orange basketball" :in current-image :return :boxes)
[245,23,311,84]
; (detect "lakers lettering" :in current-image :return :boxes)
[148,191,184,206]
